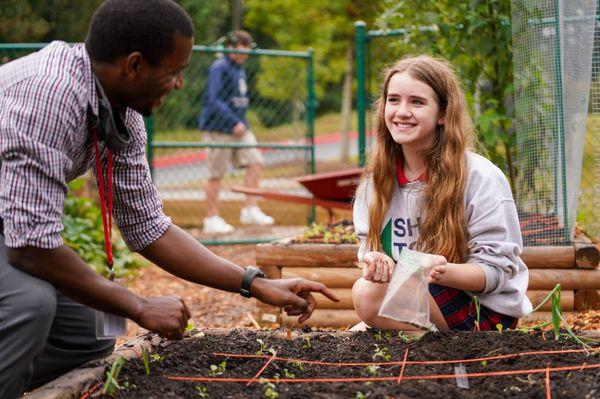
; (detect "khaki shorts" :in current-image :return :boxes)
[204,130,265,179]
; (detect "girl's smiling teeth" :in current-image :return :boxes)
[393,121,416,129]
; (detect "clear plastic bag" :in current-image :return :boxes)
[378,249,436,329]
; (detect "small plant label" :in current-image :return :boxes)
[95,310,127,339]
[454,363,469,389]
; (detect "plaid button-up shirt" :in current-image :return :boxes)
[0,41,171,251]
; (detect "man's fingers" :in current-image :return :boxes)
[298,295,316,324]
[295,281,340,302]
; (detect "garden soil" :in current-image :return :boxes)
[97,328,600,398]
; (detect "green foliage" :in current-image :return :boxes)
[256,338,277,356]
[299,222,358,244]
[141,346,150,375]
[291,360,305,372]
[208,360,227,376]
[472,296,481,331]
[195,385,210,398]
[363,365,380,376]
[301,333,312,350]
[372,344,391,361]
[245,0,379,109]
[274,369,296,379]
[261,380,279,399]
[62,179,145,279]
[101,356,125,396]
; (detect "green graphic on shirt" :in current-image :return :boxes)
[381,219,392,258]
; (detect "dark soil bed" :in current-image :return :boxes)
[94,329,600,398]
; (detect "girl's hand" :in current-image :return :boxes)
[362,251,395,283]
[428,255,449,284]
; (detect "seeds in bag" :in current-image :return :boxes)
[378,249,436,329]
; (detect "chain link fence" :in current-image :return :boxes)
[0,44,317,245]
[148,46,316,244]
[355,13,599,244]
[512,1,599,243]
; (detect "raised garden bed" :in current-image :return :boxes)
[78,328,600,398]
[255,223,600,328]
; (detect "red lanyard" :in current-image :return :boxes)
[92,127,114,280]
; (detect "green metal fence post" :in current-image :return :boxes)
[355,21,367,168]
[552,0,569,243]
[307,48,316,223]
[145,116,155,180]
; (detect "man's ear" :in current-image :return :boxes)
[124,52,143,78]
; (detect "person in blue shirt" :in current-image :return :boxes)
[198,30,274,234]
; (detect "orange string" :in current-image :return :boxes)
[212,346,600,367]
[246,354,276,386]
[166,362,600,384]
[396,348,409,384]
[545,367,551,399]
[79,382,102,399]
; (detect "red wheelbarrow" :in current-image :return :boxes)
[231,168,363,221]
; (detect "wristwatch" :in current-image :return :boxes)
[240,266,266,298]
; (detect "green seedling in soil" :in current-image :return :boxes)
[195,385,209,398]
[274,369,296,379]
[372,344,392,361]
[185,322,195,332]
[355,391,369,399]
[151,353,164,362]
[101,356,125,396]
[373,329,391,341]
[141,346,150,375]
[521,284,592,349]
[472,296,481,331]
[397,330,419,342]
[496,324,504,333]
[256,339,277,356]
[260,380,279,399]
[193,331,206,339]
[300,333,312,349]
[480,360,487,367]
[364,365,380,376]
[208,360,227,376]
[291,360,305,372]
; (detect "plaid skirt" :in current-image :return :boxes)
[429,283,518,331]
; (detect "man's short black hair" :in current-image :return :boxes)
[85,0,194,67]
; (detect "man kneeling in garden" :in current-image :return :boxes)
[0,1,338,398]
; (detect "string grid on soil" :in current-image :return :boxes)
[95,329,600,399]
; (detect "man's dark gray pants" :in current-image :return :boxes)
[0,237,115,399]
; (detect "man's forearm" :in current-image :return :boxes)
[140,225,245,292]
[7,245,143,319]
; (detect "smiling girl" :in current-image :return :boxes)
[352,55,532,331]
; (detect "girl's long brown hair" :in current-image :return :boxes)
[364,55,476,263]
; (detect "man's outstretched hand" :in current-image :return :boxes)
[250,278,339,323]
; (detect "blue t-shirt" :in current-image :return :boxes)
[198,55,249,134]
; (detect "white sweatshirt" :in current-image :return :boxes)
[353,152,533,318]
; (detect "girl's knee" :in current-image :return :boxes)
[352,278,385,324]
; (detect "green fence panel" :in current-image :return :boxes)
[148,46,316,244]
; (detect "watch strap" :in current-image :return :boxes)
[240,266,265,298]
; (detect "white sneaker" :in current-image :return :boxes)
[203,215,234,234]
[240,206,275,226]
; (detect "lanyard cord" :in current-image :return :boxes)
[92,127,114,280]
